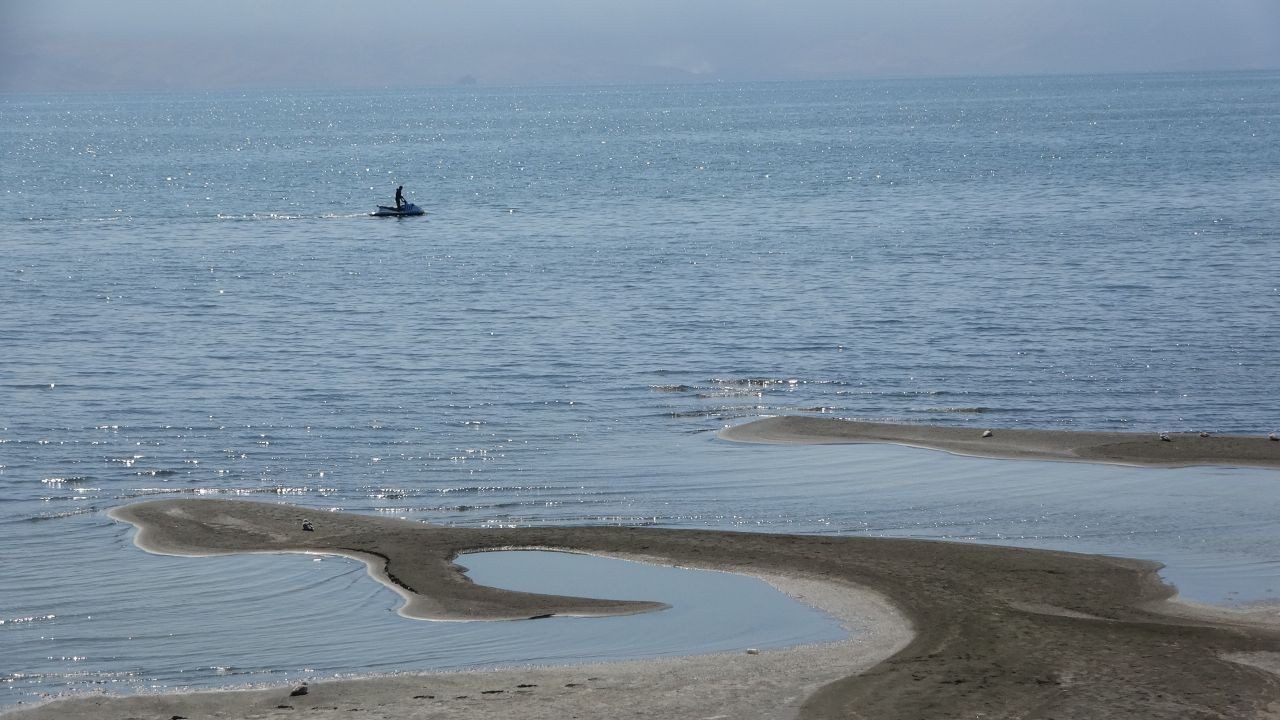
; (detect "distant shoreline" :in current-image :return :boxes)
[720,415,1280,468]
[6,497,1279,719]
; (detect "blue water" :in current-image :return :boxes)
[2,72,1279,708]
[457,550,846,655]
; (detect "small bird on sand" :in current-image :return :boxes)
[1269,433,1279,442]
[301,519,314,531]
[1159,432,1171,442]
[981,429,993,438]
[1199,431,1211,438]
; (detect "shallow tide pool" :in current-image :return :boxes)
[1,538,846,709]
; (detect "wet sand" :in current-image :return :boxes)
[721,415,1280,468]
[8,494,1280,719]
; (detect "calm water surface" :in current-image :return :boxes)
[2,72,1279,707]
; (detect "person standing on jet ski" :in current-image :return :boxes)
[394,185,404,209]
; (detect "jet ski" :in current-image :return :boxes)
[371,202,425,217]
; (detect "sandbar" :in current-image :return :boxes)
[6,496,1280,719]
[721,415,1280,468]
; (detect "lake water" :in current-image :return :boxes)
[2,72,1279,708]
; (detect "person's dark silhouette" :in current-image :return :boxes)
[394,186,404,209]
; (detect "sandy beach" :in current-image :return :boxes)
[8,419,1280,719]
[721,415,1280,468]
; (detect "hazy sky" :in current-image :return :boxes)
[3,0,1279,90]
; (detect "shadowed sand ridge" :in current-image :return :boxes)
[9,497,1279,720]
[722,415,1280,468]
